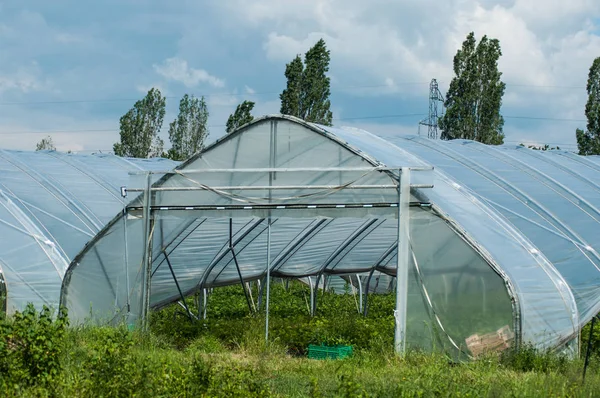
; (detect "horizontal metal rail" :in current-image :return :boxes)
[126,202,429,212]
[128,166,434,175]
[125,183,433,193]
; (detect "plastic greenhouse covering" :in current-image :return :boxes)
[2,115,600,359]
[0,150,178,315]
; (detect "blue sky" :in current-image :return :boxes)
[0,1,599,153]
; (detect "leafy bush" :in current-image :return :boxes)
[581,317,600,359]
[0,303,68,391]
[1,285,600,397]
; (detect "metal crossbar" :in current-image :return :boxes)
[128,166,434,175]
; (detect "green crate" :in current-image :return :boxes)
[308,344,353,360]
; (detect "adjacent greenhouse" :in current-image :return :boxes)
[2,114,600,359]
[0,150,177,314]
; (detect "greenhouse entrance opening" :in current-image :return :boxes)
[66,164,433,355]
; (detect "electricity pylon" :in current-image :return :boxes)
[418,79,445,139]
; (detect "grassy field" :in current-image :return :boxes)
[0,282,599,397]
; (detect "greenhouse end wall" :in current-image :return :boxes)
[61,116,517,359]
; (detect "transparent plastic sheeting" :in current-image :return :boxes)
[59,115,600,353]
[0,149,178,315]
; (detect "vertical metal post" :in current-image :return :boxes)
[265,220,272,343]
[122,205,131,315]
[308,276,314,316]
[363,269,375,317]
[312,274,322,316]
[357,275,363,314]
[395,167,410,355]
[265,118,274,343]
[202,288,207,319]
[140,171,153,330]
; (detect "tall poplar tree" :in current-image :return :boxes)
[439,32,506,144]
[280,38,333,125]
[167,94,209,160]
[113,88,166,158]
[226,100,255,133]
[576,57,600,155]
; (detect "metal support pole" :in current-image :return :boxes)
[163,252,194,321]
[395,167,411,355]
[257,278,263,310]
[202,288,207,320]
[312,274,322,316]
[257,277,265,311]
[363,269,375,317]
[122,206,131,315]
[229,218,254,314]
[583,315,598,381]
[308,276,314,316]
[265,219,272,343]
[357,275,363,314]
[140,172,153,330]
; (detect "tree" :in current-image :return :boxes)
[166,94,209,160]
[113,88,166,158]
[226,100,255,133]
[35,135,56,151]
[576,57,600,155]
[439,32,506,145]
[279,38,333,125]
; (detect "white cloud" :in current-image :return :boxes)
[241,0,600,94]
[244,85,256,94]
[153,57,225,88]
[215,0,599,146]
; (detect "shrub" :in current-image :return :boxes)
[0,303,68,391]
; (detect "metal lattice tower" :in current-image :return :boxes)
[418,79,445,139]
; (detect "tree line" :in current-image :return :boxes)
[35,34,600,157]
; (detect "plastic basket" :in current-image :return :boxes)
[307,344,353,360]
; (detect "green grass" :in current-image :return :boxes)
[1,282,599,397]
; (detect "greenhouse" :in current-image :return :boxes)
[0,150,177,315]
[2,114,600,359]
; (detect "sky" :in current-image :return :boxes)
[0,0,599,153]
